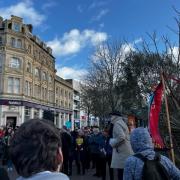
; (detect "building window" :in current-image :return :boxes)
[13,22,21,32]
[48,90,53,102]
[0,36,2,45]
[8,77,20,94]
[0,54,3,67]
[61,100,64,107]
[9,57,21,69]
[24,107,31,121]
[49,75,52,82]
[56,87,58,95]
[42,87,47,100]
[17,39,22,48]
[25,81,32,96]
[26,62,31,73]
[11,37,16,47]
[34,84,40,98]
[35,68,40,78]
[42,71,47,81]
[61,89,64,97]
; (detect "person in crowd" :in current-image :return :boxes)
[109,111,133,180]
[123,127,180,180]
[89,126,105,177]
[61,126,72,176]
[69,129,78,176]
[4,128,14,171]
[101,127,114,180]
[0,166,10,180]
[83,127,91,170]
[10,119,69,180]
[75,129,85,175]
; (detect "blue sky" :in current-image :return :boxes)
[0,0,180,79]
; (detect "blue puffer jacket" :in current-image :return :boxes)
[123,127,180,180]
[88,133,105,154]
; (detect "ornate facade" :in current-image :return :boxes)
[0,15,73,128]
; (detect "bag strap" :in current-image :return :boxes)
[134,153,147,162]
[154,153,161,161]
[134,153,161,162]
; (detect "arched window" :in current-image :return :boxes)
[9,57,21,69]
[35,68,40,78]
[42,71,47,81]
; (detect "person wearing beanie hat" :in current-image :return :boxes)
[109,111,133,180]
[123,127,180,180]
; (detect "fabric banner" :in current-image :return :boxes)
[148,82,165,148]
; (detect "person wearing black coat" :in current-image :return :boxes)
[0,167,10,180]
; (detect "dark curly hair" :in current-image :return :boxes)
[10,119,62,177]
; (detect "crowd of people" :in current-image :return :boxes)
[0,111,179,180]
[60,124,115,180]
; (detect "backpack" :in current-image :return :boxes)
[134,153,170,180]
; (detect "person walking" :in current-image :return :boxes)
[123,127,180,180]
[109,111,133,180]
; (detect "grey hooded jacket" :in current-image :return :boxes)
[17,171,69,180]
[123,127,180,180]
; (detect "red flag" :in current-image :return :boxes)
[149,82,165,148]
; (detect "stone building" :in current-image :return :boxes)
[55,76,73,128]
[0,15,73,128]
[66,79,88,129]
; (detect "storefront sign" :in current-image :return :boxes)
[0,100,22,106]
[8,101,22,105]
[0,99,72,114]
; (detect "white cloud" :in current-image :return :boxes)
[91,9,109,22]
[47,29,108,57]
[0,1,45,26]
[42,1,56,10]
[77,5,83,13]
[133,38,143,44]
[56,66,88,80]
[88,1,108,10]
[99,23,105,28]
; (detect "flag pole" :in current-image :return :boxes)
[161,70,175,164]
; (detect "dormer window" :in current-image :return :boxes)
[13,22,21,32]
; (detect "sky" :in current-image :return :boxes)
[0,0,180,80]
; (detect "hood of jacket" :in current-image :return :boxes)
[130,127,154,153]
[111,116,123,125]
